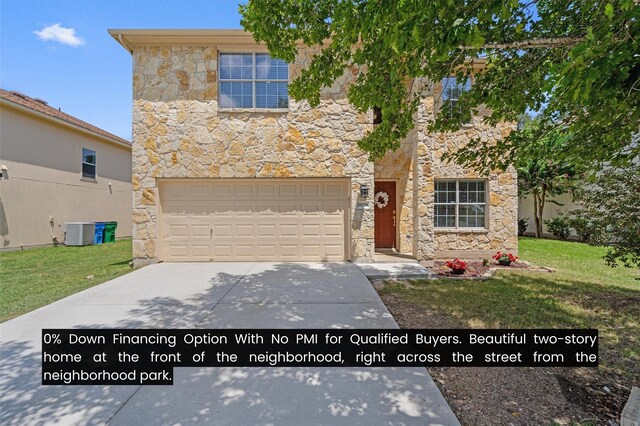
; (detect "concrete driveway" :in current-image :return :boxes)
[0,262,459,425]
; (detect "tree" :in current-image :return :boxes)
[516,118,578,237]
[240,0,639,172]
[573,166,640,268]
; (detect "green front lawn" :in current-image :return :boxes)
[0,239,133,322]
[379,237,640,378]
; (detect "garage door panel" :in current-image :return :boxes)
[302,224,320,236]
[279,203,299,215]
[211,203,233,216]
[235,202,254,215]
[324,224,343,236]
[213,184,233,197]
[213,224,232,237]
[280,224,298,237]
[301,203,322,214]
[167,225,188,238]
[235,184,255,197]
[323,202,345,215]
[235,224,254,237]
[256,202,277,216]
[301,183,321,197]
[279,184,298,197]
[189,183,211,199]
[323,183,344,197]
[191,245,211,258]
[213,245,233,259]
[235,245,256,258]
[160,179,349,262]
[257,183,277,197]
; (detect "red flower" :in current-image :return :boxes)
[446,258,467,270]
[493,251,518,263]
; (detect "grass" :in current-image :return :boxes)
[0,239,133,322]
[379,237,640,378]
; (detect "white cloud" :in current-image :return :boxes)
[34,24,85,47]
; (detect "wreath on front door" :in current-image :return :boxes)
[374,191,390,209]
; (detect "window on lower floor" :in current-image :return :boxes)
[82,148,96,179]
[218,52,289,109]
[434,180,486,228]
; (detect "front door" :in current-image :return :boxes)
[374,181,396,248]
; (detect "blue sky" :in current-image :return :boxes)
[1,0,245,141]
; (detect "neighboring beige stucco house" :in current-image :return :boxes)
[0,89,132,250]
[110,29,517,267]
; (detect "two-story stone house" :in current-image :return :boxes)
[110,29,517,268]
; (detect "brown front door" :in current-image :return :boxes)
[374,181,396,248]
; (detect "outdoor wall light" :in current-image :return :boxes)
[360,184,370,198]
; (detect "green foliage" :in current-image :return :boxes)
[240,0,640,171]
[518,218,529,236]
[568,214,600,243]
[573,167,640,268]
[515,118,579,237]
[543,215,572,240]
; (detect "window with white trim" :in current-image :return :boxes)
[82,148,96,179]
[434,180,487,228]
[218,53,289,109]
[441,77,471,118]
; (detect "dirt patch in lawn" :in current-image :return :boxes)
[379,292,632,425]
[433,260,534,278]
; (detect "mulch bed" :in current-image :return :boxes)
[378,292,632,426]
[433,260,534,278]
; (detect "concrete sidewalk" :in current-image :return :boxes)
[0,262,459,425]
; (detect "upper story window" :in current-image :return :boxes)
[441,77,471,118]
[82,148,96,179]
[219,53,289,109]
[434,180,487,228]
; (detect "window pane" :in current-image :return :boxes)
[256,82,288,108]
[442,77,470,100]
[459,204,485,228]
[460,181,486,203]
[220,53,253,80]
[82,148,96,165]
[219,82,253,108]
[435,181,457,203]
[82,163,96,179]
[256,53,288,80]
[434,205,455,228]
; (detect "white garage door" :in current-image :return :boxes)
[159,179,350,262]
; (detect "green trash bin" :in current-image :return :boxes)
[104,221,117,243]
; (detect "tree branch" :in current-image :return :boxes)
[461,36,585,50]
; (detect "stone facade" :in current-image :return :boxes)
[127,34,517,267]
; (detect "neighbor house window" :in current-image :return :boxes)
[441,77,471,118]
[218,53,289,109]
[434,180,486,228]
[82,148,96,179]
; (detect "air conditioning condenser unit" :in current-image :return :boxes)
[64,222,95,246]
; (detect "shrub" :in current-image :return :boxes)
[543,215,571,240]
[568,214,599,242]
[518,218,529,236]
[482,258,489,266]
